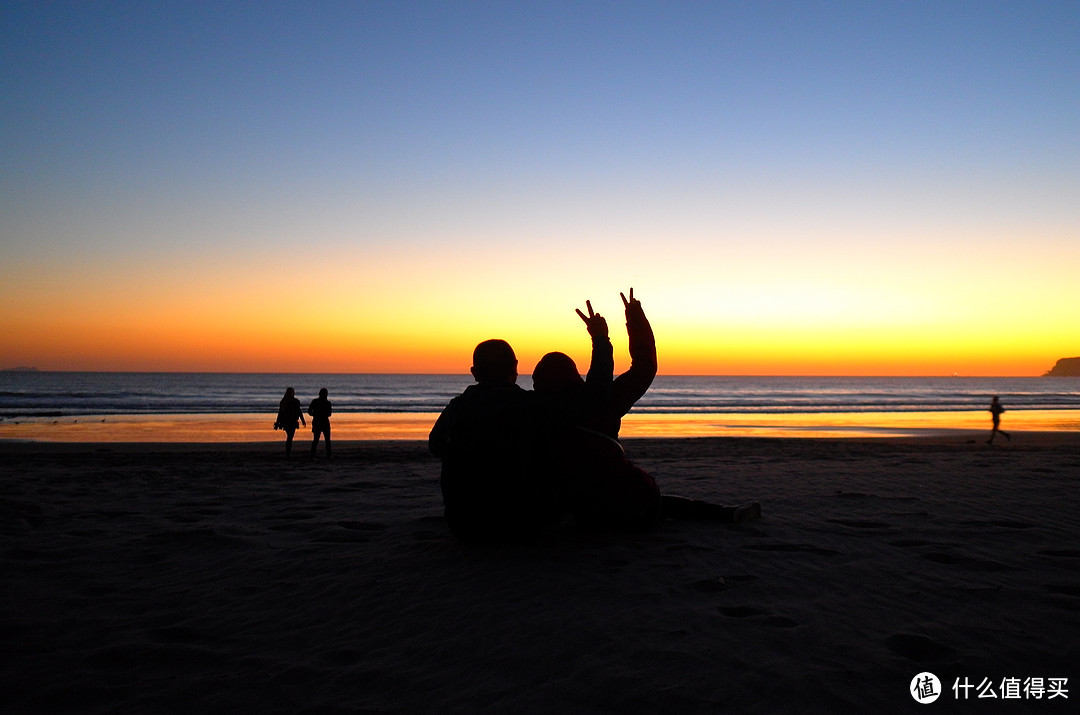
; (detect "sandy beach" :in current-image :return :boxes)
[3,435,1078,712]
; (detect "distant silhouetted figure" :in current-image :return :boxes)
[275,387,306,457]
[308,388,333,460]
[429,339,554,542]
[988,395,1010,444]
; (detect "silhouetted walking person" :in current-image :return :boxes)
[275,387,306,457]
[309,387,332,460]
[988,395,1010,444]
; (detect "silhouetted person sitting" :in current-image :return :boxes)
[274,387,306,458]
[309,387,333,460]
[988,395,1011,444]
[534,290,759,529]
[532,299,613,436]
[533,295,658,531]
[429,339,556,542]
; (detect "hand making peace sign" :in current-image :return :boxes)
[575,299,609,339]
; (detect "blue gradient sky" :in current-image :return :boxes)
[2,1,1078,374]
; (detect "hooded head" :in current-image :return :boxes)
[532,352,583,393]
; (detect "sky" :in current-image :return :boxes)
[2,1,1078,376]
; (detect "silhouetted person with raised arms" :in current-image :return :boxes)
[429,339,555,542]
[532,298,613,435]
[988,395,1010,444]
[596,288,659,438]
[533,293,657,530]
[274,387,306,458]
[309,387,333,460]
[533,289,655,439]
[534,289,759,529]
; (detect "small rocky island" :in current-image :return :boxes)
[1043,357,1080,376]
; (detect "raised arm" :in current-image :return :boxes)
[609,288,657,423]
[577,300,614,391]
[622,288,656,372]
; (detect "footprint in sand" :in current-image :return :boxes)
[689,574,758,594]
[690,578,728,593]
[960,519,1035,530]
[826,518,890,529]
[313,531,372,544]
[889,539,942,548]
[313,522,388,544]
[1044,583,1080,598]
[336,521,389,531]
[0,498,45,532]
[743,542,840,556]
[665,542,713,553]
[717,605,797,628]
[884,633,954,662]
[1039,549,1080,559]
[920,552,1013,572]
[412,530,444,541]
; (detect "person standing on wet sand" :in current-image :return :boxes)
[308,388,333,460]
[988,395,1011,444]
[275,387,306,457]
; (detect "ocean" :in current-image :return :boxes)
[2,372,1079,419]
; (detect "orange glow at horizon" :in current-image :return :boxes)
[3,235,1076,376]
[3,300,1071,376]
